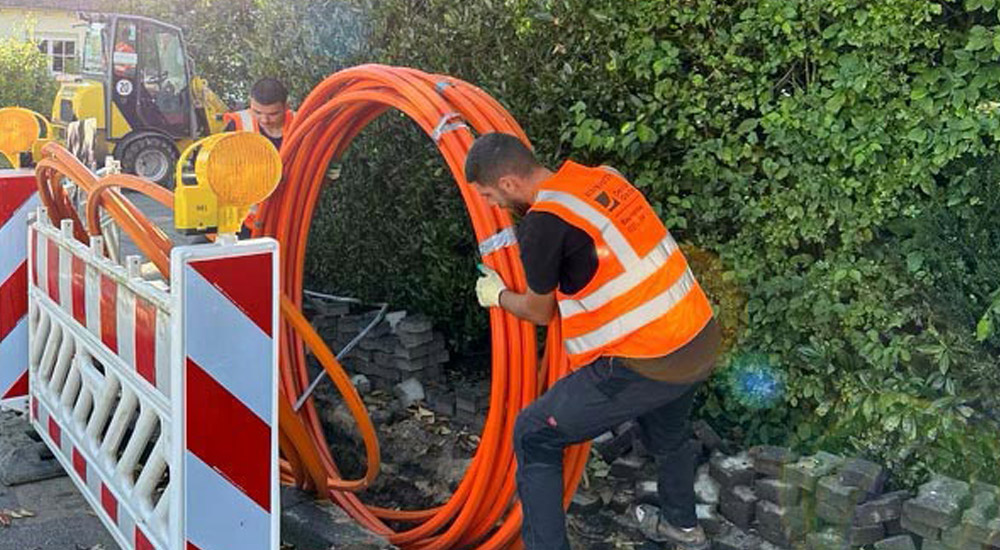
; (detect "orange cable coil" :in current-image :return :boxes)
[33,64,590,550]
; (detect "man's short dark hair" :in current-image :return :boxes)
[464,133,540,186]
[251,77,288,105]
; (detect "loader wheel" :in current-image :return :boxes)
[117,134,178,189]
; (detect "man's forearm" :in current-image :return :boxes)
[498,290,552,325]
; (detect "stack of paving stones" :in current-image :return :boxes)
[426,377,490,430]
[712,451,759,532]
[304,295,351,337]
[709,451,774,549]
[321,310,449,392]
[707,447,912,549]
[804,456,910,549]
[587,424,1000,550]
[901,476,1000,550]
[302,297,499,431]
[749,445,810,548]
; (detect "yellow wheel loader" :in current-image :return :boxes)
[51,13,229,187]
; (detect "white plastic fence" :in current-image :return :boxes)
[27,208,279,550]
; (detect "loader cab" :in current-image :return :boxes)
[54,14,202,185]
[81,15,196,138]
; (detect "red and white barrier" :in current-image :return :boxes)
[171,242,280,550]
[1,169,39,409]
[28,210,279,550]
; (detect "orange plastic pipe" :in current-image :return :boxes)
[260,65,589,549]
[32,64,590,550]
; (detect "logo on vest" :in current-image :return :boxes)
[594,191,620,212]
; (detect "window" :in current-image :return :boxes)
[82,23,107,75]
[136,22,190,134]
[113,22,138,78]
[38,39,77,73]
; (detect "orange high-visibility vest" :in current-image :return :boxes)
[529,161,714,368]
[221,108,296,139]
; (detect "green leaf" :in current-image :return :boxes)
[884,415,901,432]
[826,92,846,113]
[907,127,928,143]
[976,315,994,341]
[736,118,759,135]
[967,26,992,51]
[636,123,657,144]
[653,57,672,76]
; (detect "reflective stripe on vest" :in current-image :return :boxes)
[226,109,296,139]
[535,189,641,266]
[557,233,679,319]
[563,267,698,356]
[234,110,256,131]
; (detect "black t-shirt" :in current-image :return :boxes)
[224,120,283,150]
[518,211,598,295]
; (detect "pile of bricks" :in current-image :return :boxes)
[709,446,816,548]
[802,456,909,549]
[899,476,1000,550]
[425,378,490,429]
[306,296,350,335]
[703,444,1000,550]
[310,306,449,391]
[707,448,914,549]
[303,296,501,431]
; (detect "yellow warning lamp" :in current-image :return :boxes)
[174,132,282,235]
[0,107,52,168]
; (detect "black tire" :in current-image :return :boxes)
[116,134,178,189]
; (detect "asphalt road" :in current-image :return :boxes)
[0,411,119,550]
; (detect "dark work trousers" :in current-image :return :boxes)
[513,356,701,550]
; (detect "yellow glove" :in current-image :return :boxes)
[475,264,506,308]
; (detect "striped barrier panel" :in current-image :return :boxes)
[27,209,279,550]
[1,169,39,410]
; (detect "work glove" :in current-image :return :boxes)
[475,264,506,308]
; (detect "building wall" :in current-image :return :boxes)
[0,8,87,75]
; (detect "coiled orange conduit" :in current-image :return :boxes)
[35,64,590,550]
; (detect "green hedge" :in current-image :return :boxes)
[303,114,488,356]
[354,0,1000,485]
[0,30,57,115]
[121,0,1000,484]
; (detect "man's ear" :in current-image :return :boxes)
[497,175,517,194]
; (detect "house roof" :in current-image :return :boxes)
[0,0,105,12]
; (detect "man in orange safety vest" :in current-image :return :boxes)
[466,133,721,550]
[223,77,296,236]
[222,77,295,151]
